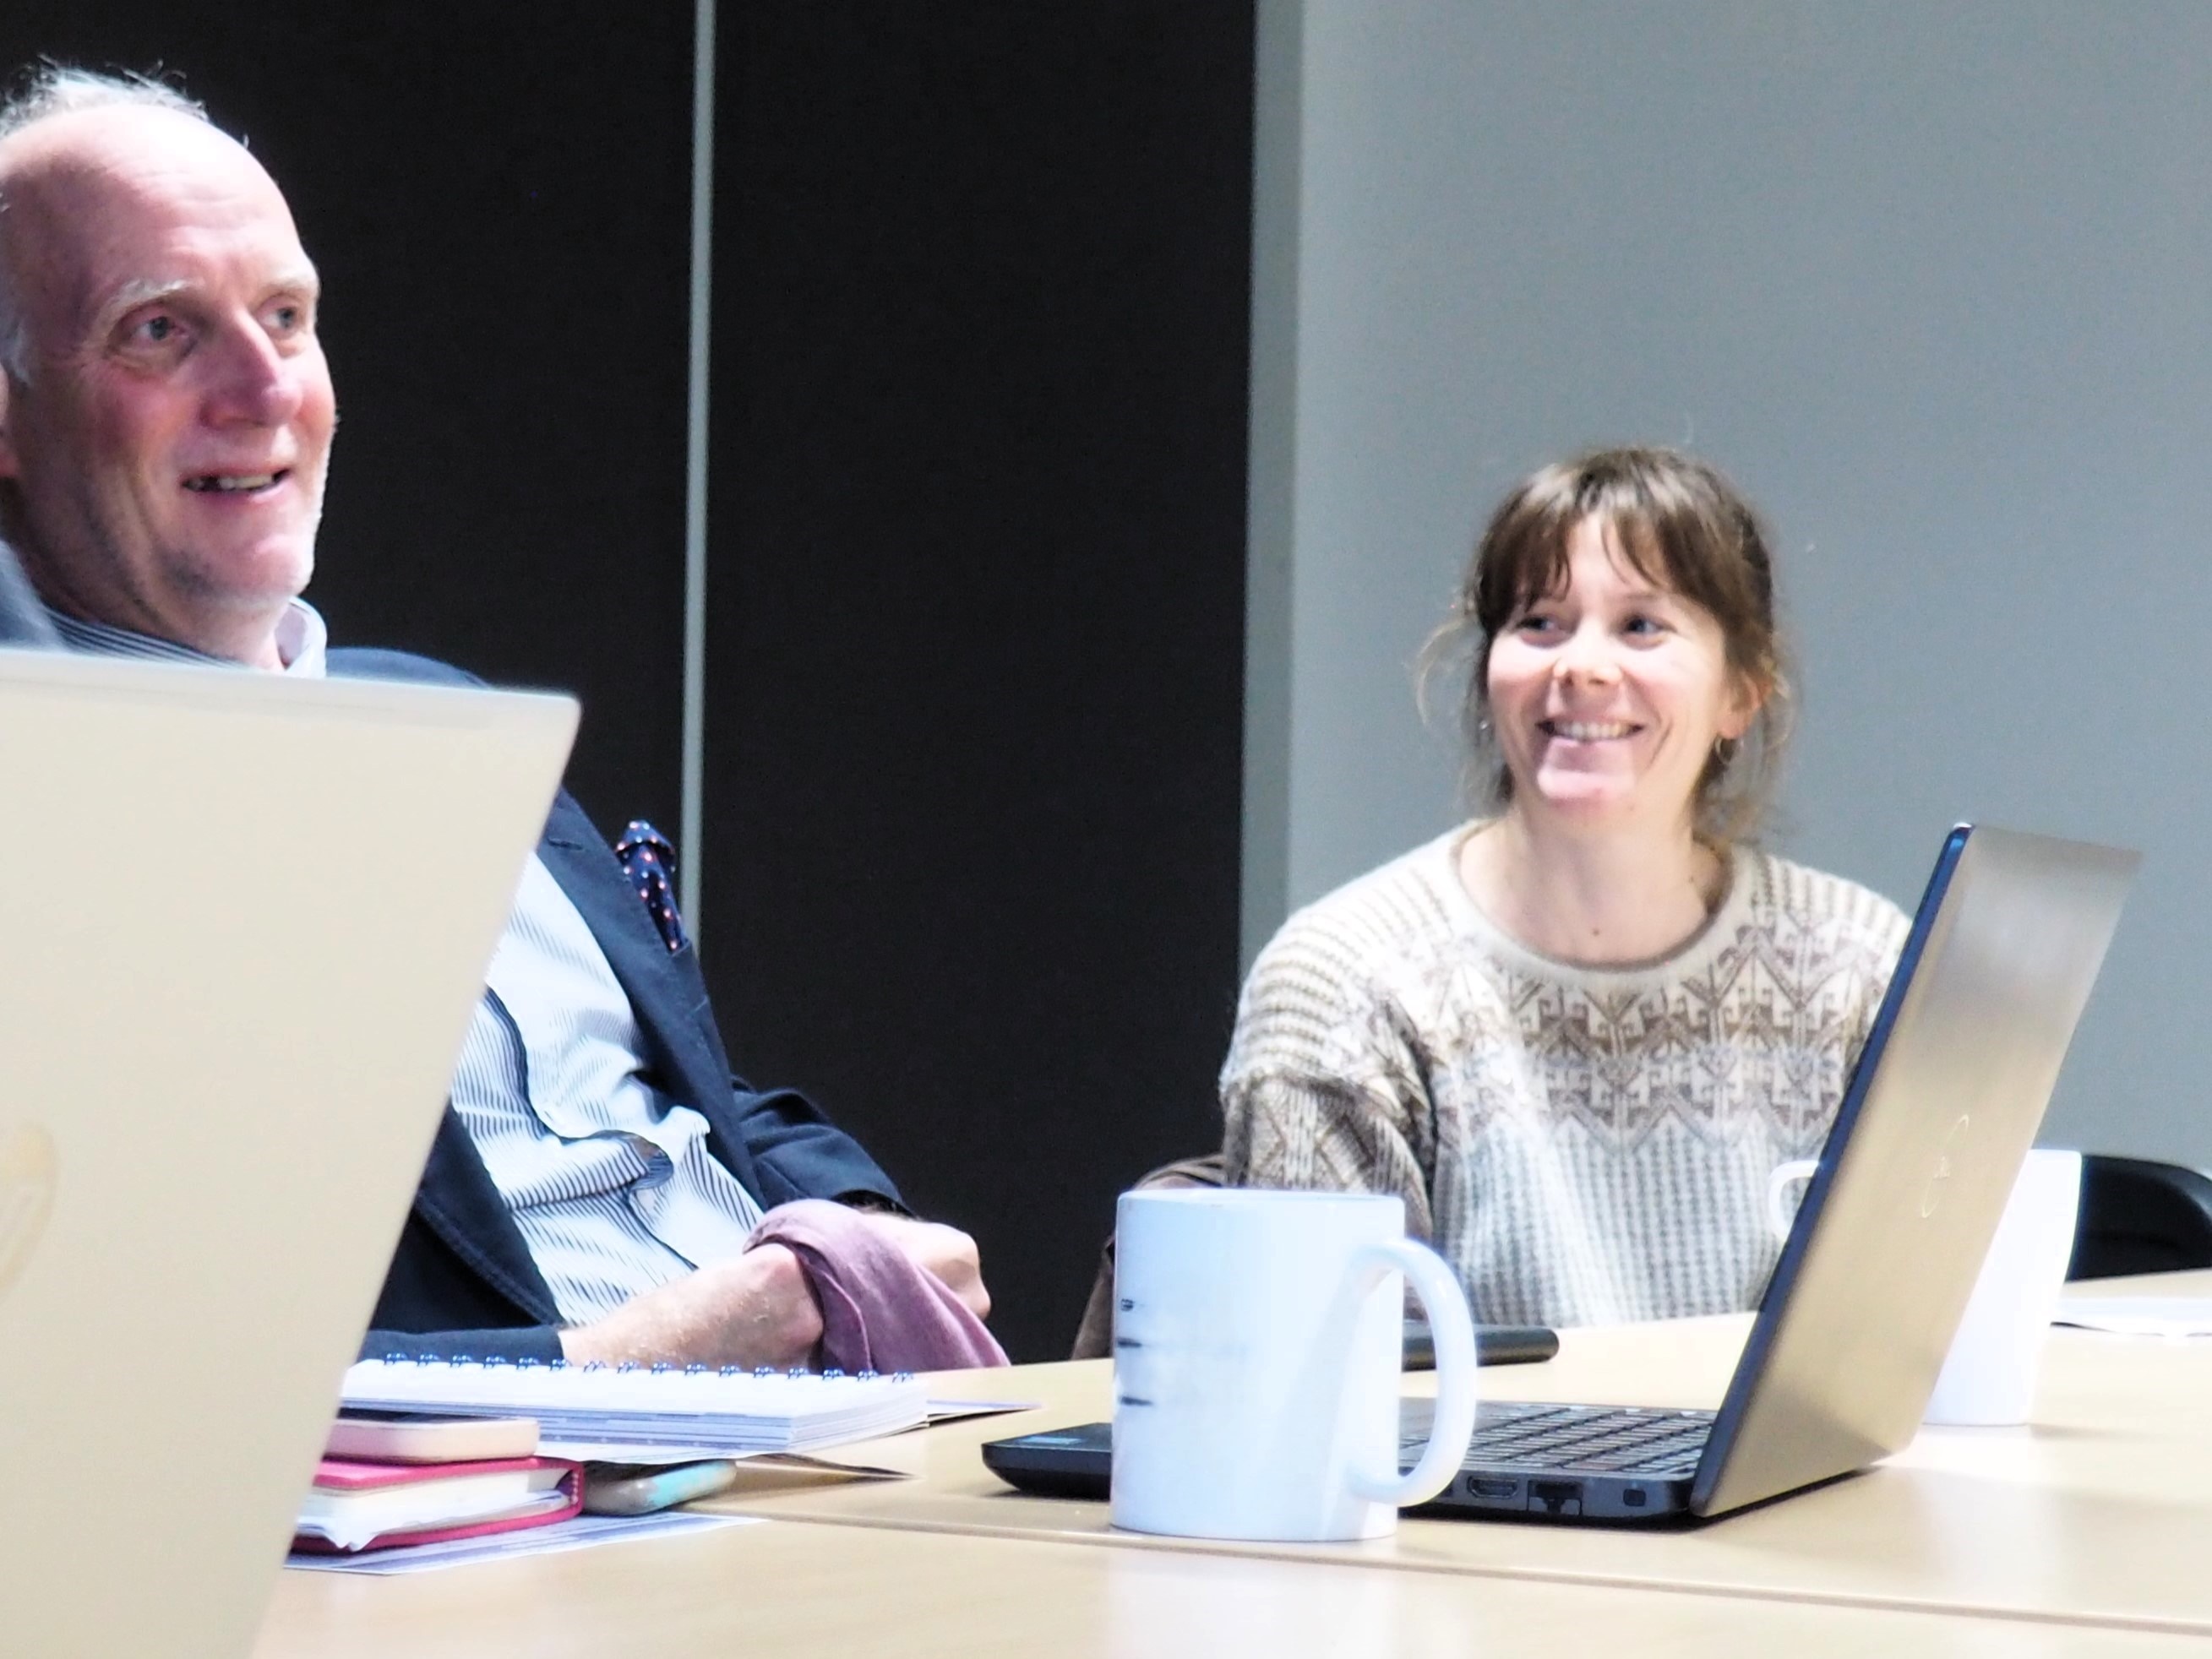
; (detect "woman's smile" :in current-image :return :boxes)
[1537,717,1640,742]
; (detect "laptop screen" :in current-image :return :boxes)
[1692,824,2138,1517]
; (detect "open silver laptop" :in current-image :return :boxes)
[1430,822,2141,1522]
[983,824,2139,1523]
[0,652,575,1657]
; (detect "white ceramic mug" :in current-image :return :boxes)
[1109,1188,1479,1542]
[1767,1148,2083,1426]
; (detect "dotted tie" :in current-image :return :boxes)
[613,820,689,954]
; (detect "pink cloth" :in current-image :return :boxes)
[748,1200,1008,1373]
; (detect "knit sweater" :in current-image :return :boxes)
[1221,824,1910,1327]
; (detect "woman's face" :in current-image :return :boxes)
[1485,514,1756,840]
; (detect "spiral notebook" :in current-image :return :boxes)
[343,1358,929,1455]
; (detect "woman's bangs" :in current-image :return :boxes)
[1601,509,1700,604]
[1479,504,1577,624]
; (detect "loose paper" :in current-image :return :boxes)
[285,1511,753,1575]
[2053,1297,2212,1338]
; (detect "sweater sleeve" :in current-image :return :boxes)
[1219,920,1440,1243]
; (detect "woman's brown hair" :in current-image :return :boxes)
[1421,446,1791,843]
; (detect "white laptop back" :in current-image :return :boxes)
[0,652,577,1658]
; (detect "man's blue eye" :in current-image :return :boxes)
[139,315,177,343]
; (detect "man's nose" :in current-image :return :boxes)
[203,322,306,427]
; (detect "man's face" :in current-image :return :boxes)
[0,107,335,666]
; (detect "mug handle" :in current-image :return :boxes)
[1343,1238,1479,1508]
[1766,1159,1819,1243]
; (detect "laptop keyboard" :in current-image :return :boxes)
[1403,1401,1714,1479]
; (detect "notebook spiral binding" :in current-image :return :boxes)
[375,1352,913,1383]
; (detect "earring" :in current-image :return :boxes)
[1712,736,1740,770]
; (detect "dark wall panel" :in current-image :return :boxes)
[3,6,1256,1364]
[707,8,1255,1358]
[0,8,692,833]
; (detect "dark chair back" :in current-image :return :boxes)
[2068,1155,2212,1280]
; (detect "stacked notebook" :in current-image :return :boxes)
[297,1413,580,1554]
[341,1358,930,1456]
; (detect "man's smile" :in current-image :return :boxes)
[183,469,289,494]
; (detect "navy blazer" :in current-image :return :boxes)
[332,648,902,1361]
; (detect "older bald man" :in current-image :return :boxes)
[0,81,329,669]
[0,66,993,1368]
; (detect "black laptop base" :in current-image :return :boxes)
[1399,1399,1708,1522]
[982,1399,1713,1525]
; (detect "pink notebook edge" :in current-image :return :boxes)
[312,1454,575,1491]
[325,1413,542,1463]
[291,1466,583,1554]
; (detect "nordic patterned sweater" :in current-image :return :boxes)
[1220,824,1910,1327]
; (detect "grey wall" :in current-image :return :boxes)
[1247,0,2212,1165]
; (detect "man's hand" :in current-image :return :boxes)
[853,1211,990,1319]
[557,1213,990,1367]
[558,1243,824,1368]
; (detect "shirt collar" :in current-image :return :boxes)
[272,601,329,677]
[46,599,330,679]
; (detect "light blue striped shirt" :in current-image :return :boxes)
[56,603,766,1324]
[453,855,763,1323]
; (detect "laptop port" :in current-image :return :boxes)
[1465,1477,1518,1499]
[1526,1480,1583,1516]
[1621,1487,1648,1508]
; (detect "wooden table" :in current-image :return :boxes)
[681,1271,2212,1639]
[252,1514,2209,1657]
[252,1273,2212,1652]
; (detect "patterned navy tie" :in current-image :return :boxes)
[613,820,689,953]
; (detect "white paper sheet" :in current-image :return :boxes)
[284,1511,754,1575]
[540,1398,1036,1466]
[2053,1296,2212,1337]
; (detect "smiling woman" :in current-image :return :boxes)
[1220,448,1911,1327]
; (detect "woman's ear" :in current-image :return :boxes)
[1718,666,1770,742]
